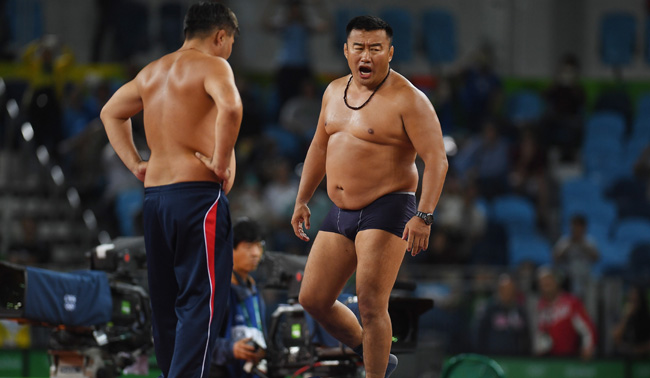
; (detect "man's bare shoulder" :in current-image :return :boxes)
[390,71,430,105]
[321,75,350,104]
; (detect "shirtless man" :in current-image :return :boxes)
[100,3,241,377]
[291,16,448,377]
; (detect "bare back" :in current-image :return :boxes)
[322,72,419,210]
[137,50,227,187]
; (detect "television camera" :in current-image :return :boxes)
[255,251,434,378]
[0,237,152,378]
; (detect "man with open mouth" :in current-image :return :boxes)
[290,15,448,378]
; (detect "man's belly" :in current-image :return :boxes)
[325,160,418,210]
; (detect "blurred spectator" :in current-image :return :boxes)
[552,215,599,299]
[430,77,458,135]
[542,53,585,161]
[21,35,75,157]
[509,128,550,231]
[612,285,650,358]
[262,0,328,113]
[534,267,597,359]
[435,177,486,262]
[457,45,503,132]
[262,158,299,252]
[454,120,510,199]
[476,274,531,355]
[278,78,321,140]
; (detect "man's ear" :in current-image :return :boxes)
[215,29,227,46]
[343,42,348,60]
[388,45,394,62]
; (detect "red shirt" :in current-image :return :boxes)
[537,293,597,356]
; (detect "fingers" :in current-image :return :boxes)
[297,222,310,241]
[194,151,210,166]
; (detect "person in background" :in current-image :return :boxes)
[553,214,599,299]
[612,285,650,358]
[476,274,530,356]
[211,218,267,378]
[262,0,328,112]
[534,267,596,359]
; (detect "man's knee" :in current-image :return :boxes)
[357,295,388,324]
[299,290,321,315]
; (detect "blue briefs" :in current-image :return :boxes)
[320,192,417,241]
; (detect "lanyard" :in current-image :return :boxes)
[239,297,263,332]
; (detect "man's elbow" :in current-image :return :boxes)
[221,103,243,126]
[439,155,449,176]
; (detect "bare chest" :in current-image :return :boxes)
[323,96,406,144]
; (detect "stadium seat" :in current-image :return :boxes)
[582,139,627,185]
[613,218,650,246]
[470,221,508,266]
[422,9,457,64]
[562,199,617,237]
[593,241,632,277]
[561,177,603,206]
[584,111,626,144]
[379,8,414,63]
[636,93,650,120]
[508,233,551,266]
[506,90,544,124]
[600,11,636,66]
[492,195,537,236]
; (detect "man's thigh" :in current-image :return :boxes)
[354,229,407,304]
[301,231,357,305]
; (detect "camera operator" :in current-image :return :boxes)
[211,218,267,378]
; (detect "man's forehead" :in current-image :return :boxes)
[348,29,390,44]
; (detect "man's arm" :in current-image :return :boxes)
[100,80,146,181]
[195,57,243,189]
[402,88,449,254]
[291,85,332,241]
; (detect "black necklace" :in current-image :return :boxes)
[343,69,391,110]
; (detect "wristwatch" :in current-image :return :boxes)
[415,211,434,225]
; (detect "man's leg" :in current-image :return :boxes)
[354,230,407,378]
[298,231,362,347]
[142,196,178,378]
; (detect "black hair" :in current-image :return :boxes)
[184,2,239,39]
[346,15,393,42]
[233,217,264,248]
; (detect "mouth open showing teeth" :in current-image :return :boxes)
[359,66,372,78]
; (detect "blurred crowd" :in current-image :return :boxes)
[1,0,650,362]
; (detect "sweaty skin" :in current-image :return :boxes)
[291,28,448,378]
[101,31,241,192]
[324,72,420,210]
